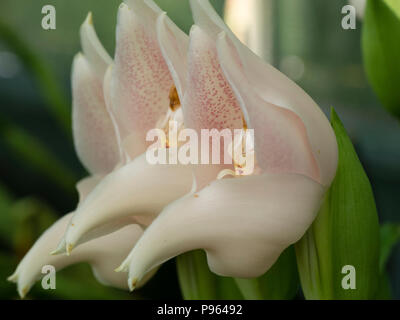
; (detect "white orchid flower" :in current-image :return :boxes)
[8,0,194,297]
[53,1,193,256]
[9,0,338,297]
[116,0,338,291]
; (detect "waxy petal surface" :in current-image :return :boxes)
[156,13,189,100]
[61,153,193,254]
[80,12,113,79]
[217,33,320,182]
[110,2,174,159]
[182,26,243,188]
[120,173,324,284]
[72,54,119,175]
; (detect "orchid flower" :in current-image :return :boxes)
[8,1,194,297]
[9,0,338,297]
[114,0,338,290]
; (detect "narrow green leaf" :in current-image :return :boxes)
[176,250,218,300]
[362,0,400,119]
[234,278,263,300]
[296,108,380,299]
[177,248,298,300]
[177,250,244,300]
[215,277,243,300]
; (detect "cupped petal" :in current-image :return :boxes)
[8,213,144,298]
[110,2,174,159]
[119,173,324,287]
[228,43,337,186]
[60,152,193,254]
[156,13,189,100]
[190,0,338,186]
[80,12,113,79]
[184,26,242,133]
[217,33,320,182]
[72,54,120,175]
[182,26,243,188]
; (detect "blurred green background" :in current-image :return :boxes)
[0,0,399,299]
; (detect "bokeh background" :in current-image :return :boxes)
[0,0,399,299]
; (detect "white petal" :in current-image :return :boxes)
[119,173,324,285]
[9,213,144,298]
[110,2,174,159]
[80,12,113,79]
[61,152,193,254]
[72,54,120,174]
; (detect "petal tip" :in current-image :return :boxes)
[84,11,93,26]
[66,243,74,256]
[18,285,29,299]
[128,277,138,292]
[51,238,67,256]
[7,271,18,283]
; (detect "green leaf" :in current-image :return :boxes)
[215,277,244,300]
[177,248,299,300]
[176,250,218,300]
[177,250,244,300]
[296,108,380,299]
[362,0,400,119]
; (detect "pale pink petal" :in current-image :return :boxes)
[110,2,174,159]
[217,33,320,182]
[229,43,337,186]
[118,173,324,286]
[182,26,243,188]
[8,213,144,298]
[72,54,120,174]
[189,0,338,186]
[184,26,242,134]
